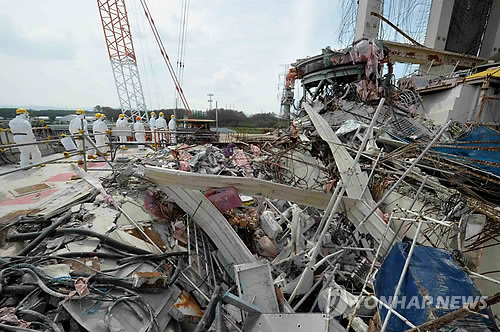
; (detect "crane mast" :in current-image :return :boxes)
[97,0,148,120]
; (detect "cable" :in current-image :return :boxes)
[6,228,151,255]
[104,295,158,332]
[117,251,188,264]
[179,0,190,86]
[0,267,73,299]
[138,0,192,117]
[167,257,184,288]
[0,323,39,332]
[131,0,154,111]
[174,0,190,112]
[16,309,63,332]
[18,210,73,256]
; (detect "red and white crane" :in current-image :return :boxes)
[97,0,148,120]
[96,0,193,119]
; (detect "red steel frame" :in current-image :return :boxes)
[97,0,136,61]
[97,0,148,121]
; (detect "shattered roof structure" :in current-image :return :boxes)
[1,41,500,332]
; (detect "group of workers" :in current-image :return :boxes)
[148,111,177,144]
[8,108,177,168]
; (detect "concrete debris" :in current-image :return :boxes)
[2,51,500,332]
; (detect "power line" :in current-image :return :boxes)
[174,0,190,116]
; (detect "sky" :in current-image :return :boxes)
[0,0,345,115]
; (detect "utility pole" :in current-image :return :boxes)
[278,64,290,119]
[207,93,214,112]
[215,101,218,133]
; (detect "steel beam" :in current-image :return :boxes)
[383,40,485,68]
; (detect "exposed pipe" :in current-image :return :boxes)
[354,120,452,234]
[289,98,386,302]
[18,210,73,256]
[6,228,151,255]
[380,221,423,332]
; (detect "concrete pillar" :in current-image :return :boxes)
[424,0,455,50]
[355,0,383,41]
[480,0,500,58]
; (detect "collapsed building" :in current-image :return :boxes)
[1,1,500,332]
[1,65,500,331]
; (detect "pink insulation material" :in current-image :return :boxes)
[204,187,242,212]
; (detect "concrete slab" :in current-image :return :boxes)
[0,188,61,206]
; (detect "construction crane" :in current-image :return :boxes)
[97,0,193,120]
[97,0,148,120]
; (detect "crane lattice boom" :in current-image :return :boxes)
[97,0,148,120]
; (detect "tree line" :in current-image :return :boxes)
[0,106,280,128]
[94,106,280,128]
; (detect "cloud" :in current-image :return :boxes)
[0,0,345,114]
[0,11,75,60]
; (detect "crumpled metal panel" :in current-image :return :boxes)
[243,313,347,332]
[64,262,180,332]
[234,262,279,314]
[64,286,180,332]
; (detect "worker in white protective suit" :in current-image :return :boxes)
[68,109,96,164]
[168,114,177,144]
[116,113,129,150]
[133,116,146,150]
[149,112,157,146]
[92,113,109,156]
[8,108,43,168]
[149,112,157,130]
[101,114,110,146]
[155,112,167,144]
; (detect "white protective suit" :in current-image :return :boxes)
[155,115,167,130]
[116,117,129,147]
[168,117,177,144]
[69,114,96,158]
[149,116,157,130]
[133,121,146,150]
[155,115,167,143]
[9,114,42,167]
[93,118,108,153]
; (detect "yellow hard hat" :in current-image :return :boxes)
[76,109,85,115]
[171,115,175,118]
[151,112,156,116]
[119,114,125,118]
[136,116,141,121]
[95,113,102,119]
[16,108,28,114]
[159,112,164,116]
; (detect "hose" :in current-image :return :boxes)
[6,228,151,255]
[0,268,71,298]
[48,252,126,260]
[18,210,73,256]
[17,309,63,332]
[117,251,188,264]
[0,323,39,332]
[167,257,184,288]
[1,285,37,294]
[104,295,157,332]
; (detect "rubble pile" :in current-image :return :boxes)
[1,97,500,331]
